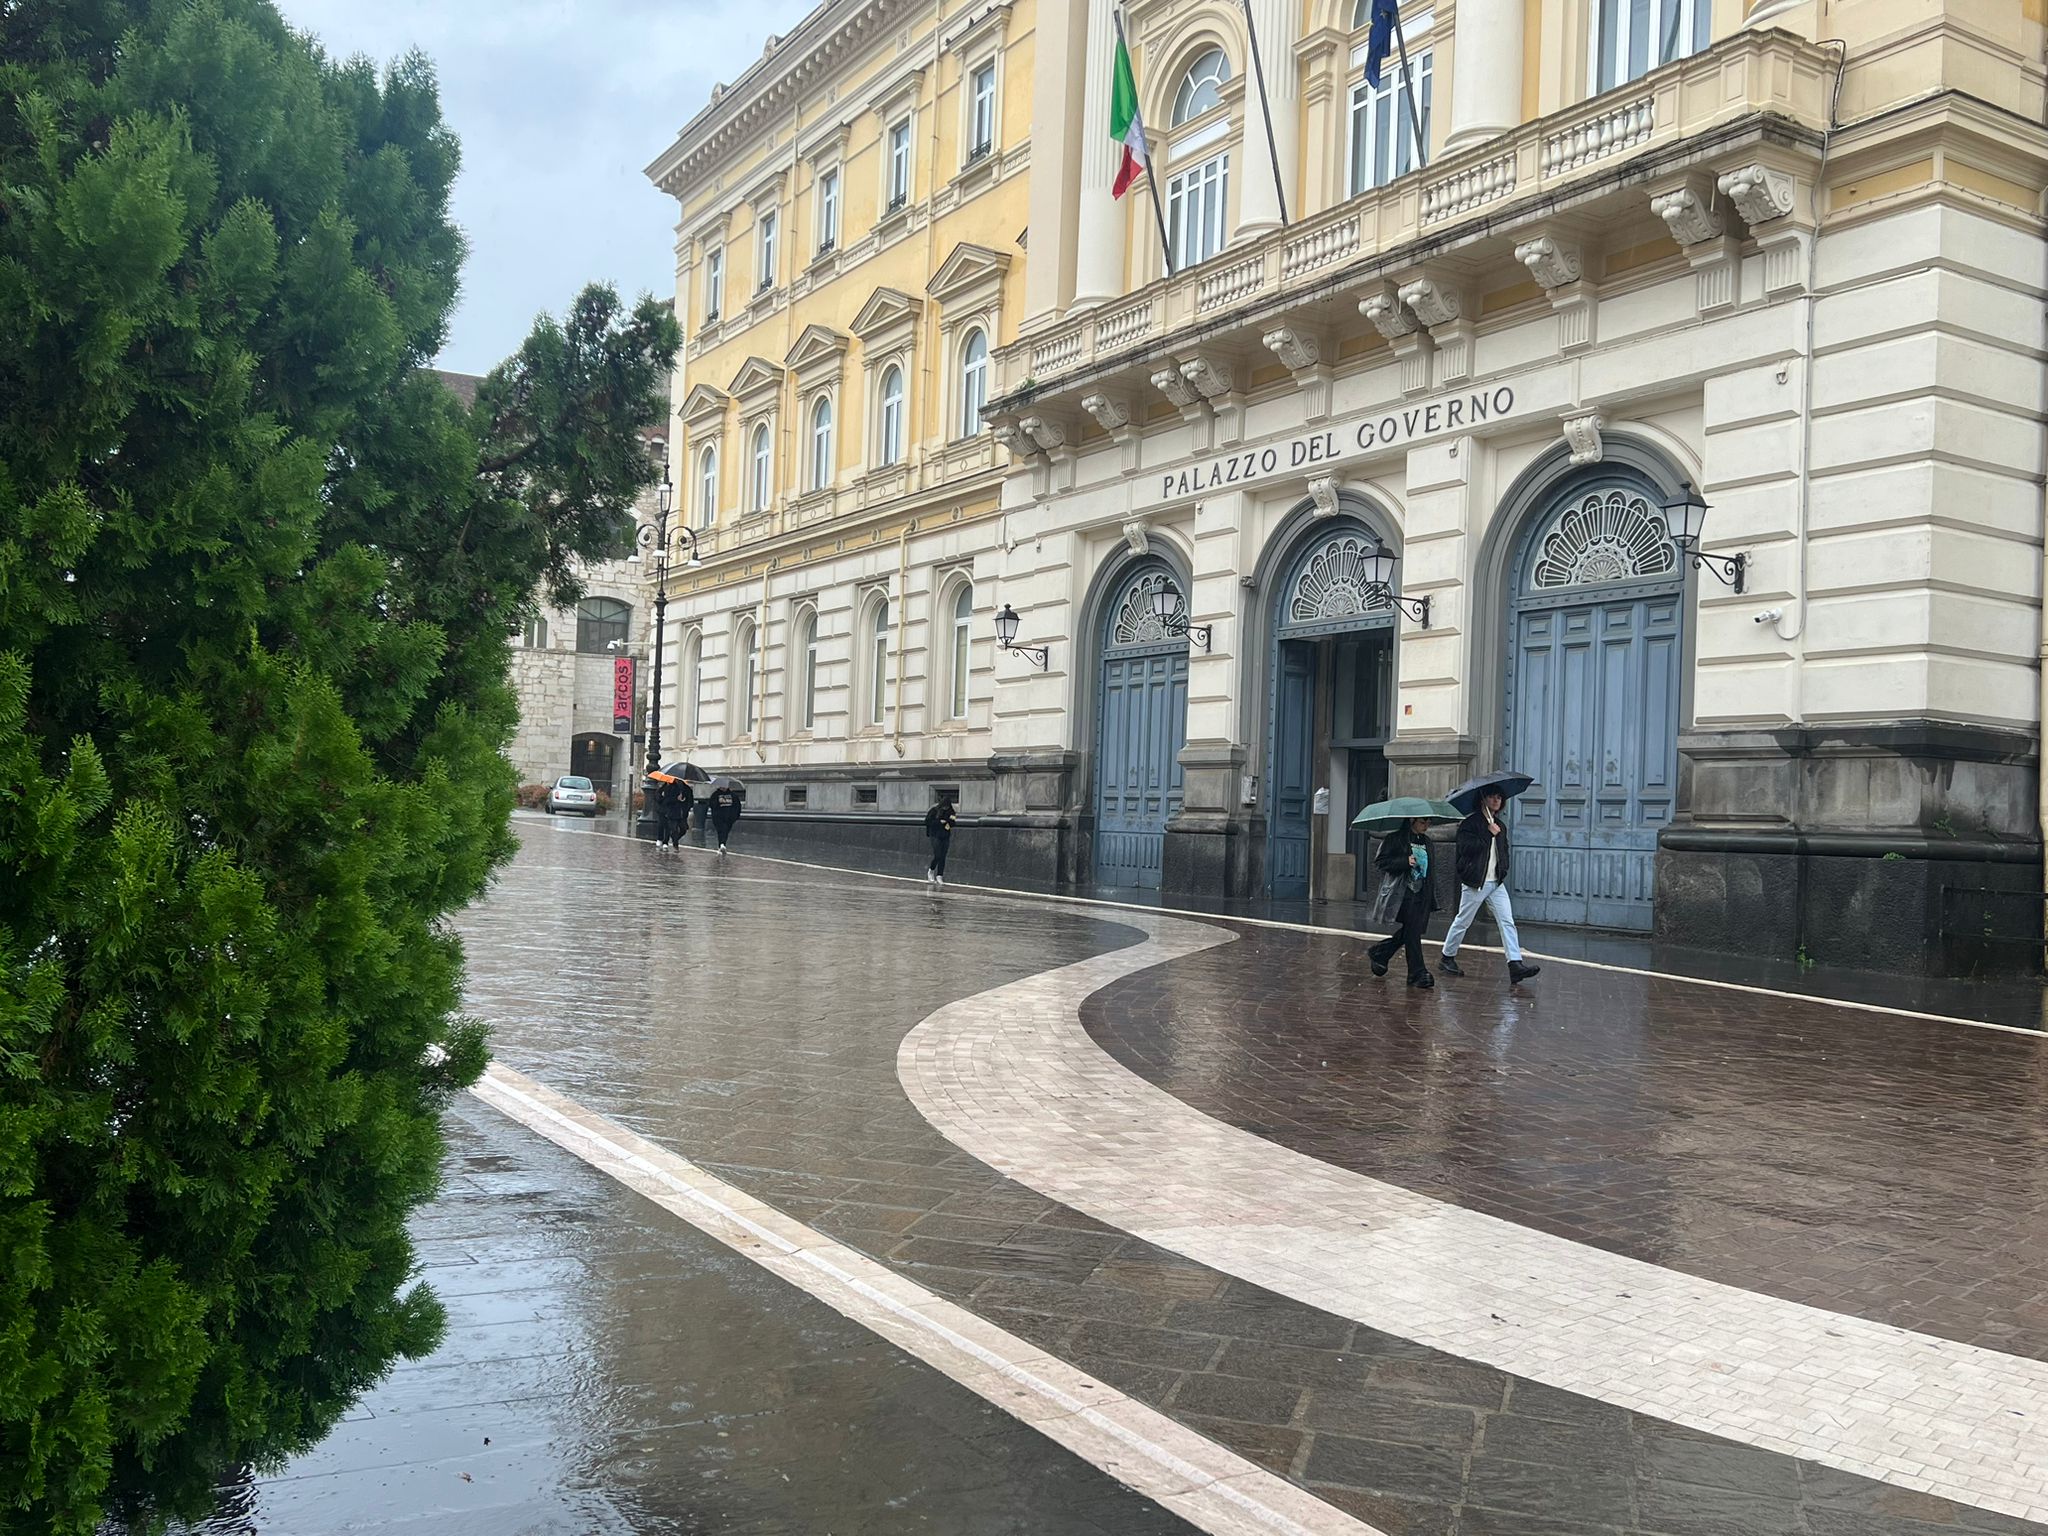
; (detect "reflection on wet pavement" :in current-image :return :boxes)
[174,1096,1196,1534]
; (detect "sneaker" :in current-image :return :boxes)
[935,874,944,888]
[719,845,728,857]
[1508,961,1541,984]
[1438,956,1465,977]
[1407,972,1435,989]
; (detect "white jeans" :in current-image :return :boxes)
[1442,879,1522,962]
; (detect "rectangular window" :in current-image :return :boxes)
[703,248,724,321]
[1594,0,1710,94]
[968,63,996,160]
[785,786,808,807]
[817,169,840,251]
[888,120,913,208]
[1349,52,1432,195]
[854,784,879,806]
[1166,153,1229,269]
[757,212,777,290]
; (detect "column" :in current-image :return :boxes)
[1023,0,1090,329]
[1233,0,1300,239]
[1071,0,1126,311]
[1445,0,1525,155]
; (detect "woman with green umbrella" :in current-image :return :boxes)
[1353,797,1462,990]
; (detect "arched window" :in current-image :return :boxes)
[878,365,905,466]
[1172,48,1231,125]
[866,596,891,728]
[794,606,819,732]
[683,629,704,739]
[957,330,989,440]
[522,615,548,649]
[750,423,772,512]
[1350,0,1372,26]
[697,444,718,528]
[809,395,834,491]
[734,616,760,736]
[576,596,630,654]
[947,582,974,719]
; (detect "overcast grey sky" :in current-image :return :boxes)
[277,0,817,376]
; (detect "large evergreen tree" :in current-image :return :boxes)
[0,3,678,1529]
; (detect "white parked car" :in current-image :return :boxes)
[546,775,601,816]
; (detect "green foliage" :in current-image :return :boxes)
[0,3,677,1529]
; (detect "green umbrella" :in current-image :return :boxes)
[1350,795,1464,833]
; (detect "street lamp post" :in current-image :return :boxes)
[634,463,701,837]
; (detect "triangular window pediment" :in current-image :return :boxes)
[926,242,1011,307]
[727,355,785,402]
[785,324,850,373]
[851,286,922,341]
[680,382,729,425]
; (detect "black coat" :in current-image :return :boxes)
[708,787,741,822]
[1373,827,1439,919]
[1453,811,1510,889]
[924,804,956,838]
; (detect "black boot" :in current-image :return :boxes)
[1370,954,1390,977]
[1438,955,1464,977]
[1407,971,1435,989]
[1508,961,1541,984]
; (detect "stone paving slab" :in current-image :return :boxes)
[452,825,2048,1535]
[172,1094,1200,1534]
[1078,927,2048,1360]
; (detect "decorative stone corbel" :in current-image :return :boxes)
[1716,164,1797,228]
[1307,476,1342,519]
[1179,356,1235,400]
[1650,174,1740,316]
[1262,325,1333,421]
[1150,365,1202,410]
[1561,409,1604,466]
[1513,236,1582,290]
[1360,282,1432,397]
[1018,413,1067,454]
[1122,519,1151,557]
[1398,275,1473,387]
[1079,392,1131,432]
[990,419,1039,459]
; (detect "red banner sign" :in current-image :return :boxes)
[612,656,635,735]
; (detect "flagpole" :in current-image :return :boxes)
[1389,4,1429,169]
[1240,0,1290,227]
[1114,7,1176,278]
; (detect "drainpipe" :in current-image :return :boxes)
[893,523,911,757]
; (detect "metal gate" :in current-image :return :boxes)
[1094,565,1189,889]
[1505,482,1683,931]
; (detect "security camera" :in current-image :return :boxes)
[1752,607,1783,625]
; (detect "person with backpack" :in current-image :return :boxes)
[707,780,742,856]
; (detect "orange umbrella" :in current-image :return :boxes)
[647,771,680,785]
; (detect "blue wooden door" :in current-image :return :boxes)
[1509,594,1680,930]
[1506,482,1683,932]
[1268,640,1316,898]
[1095,649,1189,888]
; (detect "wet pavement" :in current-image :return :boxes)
[179,1093,1197,1534]
[415,817,2048,1534]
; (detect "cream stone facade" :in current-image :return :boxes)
[649,0,2048,974]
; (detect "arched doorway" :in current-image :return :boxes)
[1505,475,1683,931]
[570,732,619,799]
[1267,519,1397,900]
[1093,562,1190,889]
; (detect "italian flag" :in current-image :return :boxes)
[1110,33,1148,199]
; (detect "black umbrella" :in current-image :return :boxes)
[1447,769,1534,816]
[704,775,746,797]
[661,761,712,782]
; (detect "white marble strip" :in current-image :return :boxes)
[895,910,2048,1525]
[469,1063,1383,1536]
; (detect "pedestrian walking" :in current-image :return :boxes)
[655,776,692,849]
[707,779,742,856]
[924,796,957,887]
[1367,817,1440,988]
[1438,790,1541,984]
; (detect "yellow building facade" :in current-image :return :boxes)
[644,0,1034,831]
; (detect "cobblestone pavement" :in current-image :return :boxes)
[451,819,2048,1535]
[1081,929,2048,1361]
[181,1094,1197,1534]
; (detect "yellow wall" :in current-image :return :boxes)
[672,0,1035,523]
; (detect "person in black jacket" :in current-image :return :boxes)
[655,776,692,849]
[1367,817,1439,988]
[924,796,957,887]
[707,782,742,856]
[1438,790,1540,984]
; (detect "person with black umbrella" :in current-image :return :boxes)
[706,777,743,856]
[1439,771,1540,985]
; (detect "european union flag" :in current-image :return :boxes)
[1364,0,1398,88]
